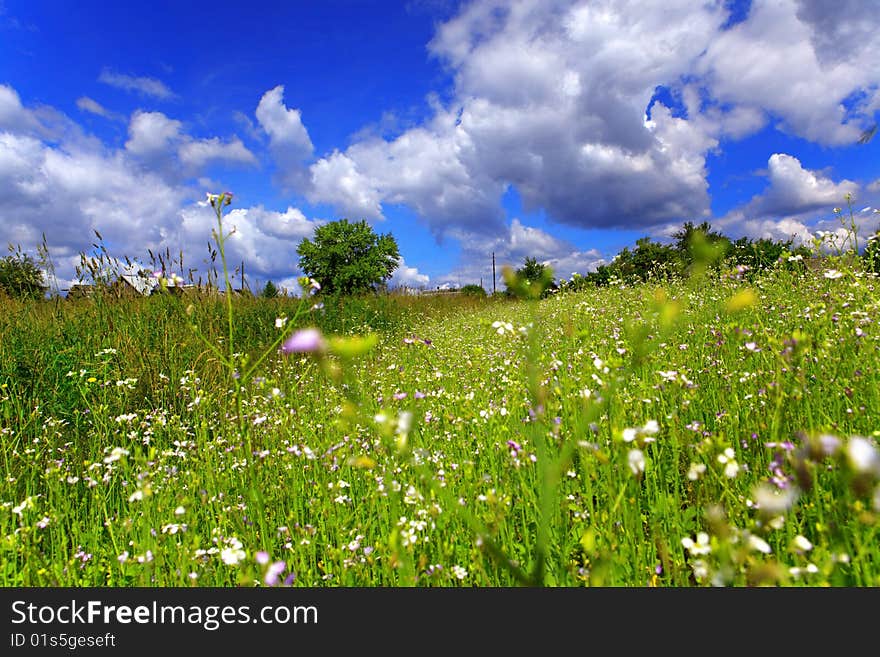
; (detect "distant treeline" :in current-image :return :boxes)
[559,221,879,292]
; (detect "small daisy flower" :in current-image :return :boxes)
[717,447,740,478]
[681,532,712,556]
[846,436,879,475]
[220,537,246,565]
[791,535,813,553]
[627,448,645,476]
[621,420,659,446]
[752,483,798,516]
[687,462,707,481]
[491,320,514,335]
[747,534,772,554]
[103,447,129,463]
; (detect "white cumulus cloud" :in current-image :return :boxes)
[255,85,314,190]
[178,136,258,170]
[714,153,873,247]
[125,110,183,158]
[390,257,430,289]
[0,85,304,292]
[302,0,879,244]
[124,110,257,175]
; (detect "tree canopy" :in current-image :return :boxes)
[0,252,45,300]
[505,256,556,298]
[573,222,814,289]
[296,219,400,295]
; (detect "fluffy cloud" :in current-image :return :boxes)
[502,218,605,276]
[255,85,314,190]
[742,153,859,218]
[0,130,190,269]
[125,110,183,158]
[310,113,507,236]
[298,0,878,244]
[0,84,78,141]
[696,0,879,145]
[178,137,258,170]
[714,153,873,247]
[176,205,323,284]
[0,85,41,133]
[390,257,430,289]
[0,86,308,292]
[124,110,257,174]
[303,1,723,236]
[308,150,383,220]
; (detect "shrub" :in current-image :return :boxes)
[0,251,45,300]
[460,284,487,297]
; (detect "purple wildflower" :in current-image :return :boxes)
[281,328,326,354]
[265,561,287,586]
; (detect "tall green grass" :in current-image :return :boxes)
[2,253,878,586]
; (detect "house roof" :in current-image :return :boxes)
[120,273,158,296]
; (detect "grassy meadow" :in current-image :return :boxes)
[1,258,879,587]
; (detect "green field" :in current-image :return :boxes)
[1,259,879,586]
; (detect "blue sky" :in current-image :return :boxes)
[1,0,879,293]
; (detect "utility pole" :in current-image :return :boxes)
[492,252,496,295]
[241,260,245,293]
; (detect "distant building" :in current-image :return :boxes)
[66,283,97,299]
[119,273,157,296]
[65,273,218,299]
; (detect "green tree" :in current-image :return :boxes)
[728,236,806,273]
[0,251,45,300]
[518,257,547,284]
[261,280,279,298]
[584,264,613,287]
[297,219,400,295]
[673,221,732,270]
[630,237,681,282]
[505,256,555,298]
